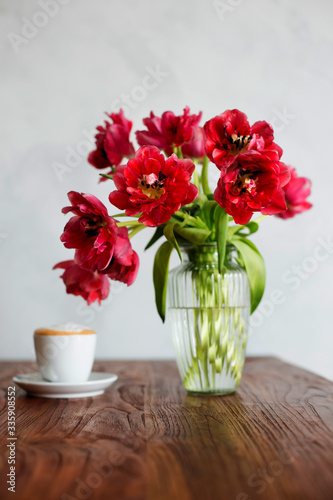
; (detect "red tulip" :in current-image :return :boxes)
[104,247,139,286]
[277,166,312,219]
[60,191,123,272]
[136,107,202,155]
[181,127,205,159]
[88,109,135,173]
[214,152,290,224]
[53,260,110,305]
[109,146,198,227]
[204,109,283,172]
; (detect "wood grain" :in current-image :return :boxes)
[0,358,333,500]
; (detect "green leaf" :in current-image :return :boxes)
[228,225,244,238]
[180,213,209,230]
[201,200,218,231]
[170,212,185,223]
[227,221,259,239]
[153,241,173,322]
[215,206,229,273]
[163,223,182,261]
[244,221,259,235]
[181,193,207,215]
[231,237,266,314]
[144,225,165,250]
[235,221,259,237]
[174,225,211,245]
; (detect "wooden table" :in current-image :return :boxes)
[0,358,333,500]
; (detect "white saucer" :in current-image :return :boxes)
[12,372,118,398]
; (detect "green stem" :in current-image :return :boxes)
[202,354,210,388]
[128,225,146,239]
[253,215,268,223]
[201,156,211,195]
[111,213,140,218]
[193,164,201,193]
[181,247,247,393]
[116,221,142,227]
[99,173,113,181]
[176,146,183,159]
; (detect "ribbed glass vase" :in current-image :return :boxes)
[168,243,250,395]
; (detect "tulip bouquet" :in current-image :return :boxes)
[54,107,312,392]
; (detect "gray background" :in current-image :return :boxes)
[1,0,332,379]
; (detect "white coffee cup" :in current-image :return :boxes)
[34,323,96,383]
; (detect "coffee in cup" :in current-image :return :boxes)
[34,322,96,383]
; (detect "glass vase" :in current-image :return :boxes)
[168,243,250,395]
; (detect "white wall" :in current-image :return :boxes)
[1,0,332,379]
